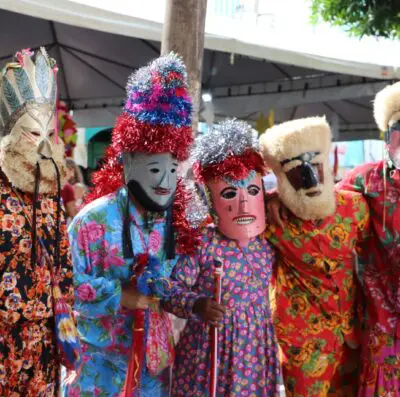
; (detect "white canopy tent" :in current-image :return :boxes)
[0,0,398,145]
[2,0,398,80]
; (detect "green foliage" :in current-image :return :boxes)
[311,0,400,39]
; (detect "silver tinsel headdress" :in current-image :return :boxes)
[192,118,265,182]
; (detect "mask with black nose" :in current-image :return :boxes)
[260,116,336,221]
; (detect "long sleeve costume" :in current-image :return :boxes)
[337,162,400,396]
[66,187,176,396]
[0,172,73,396]
[65,53,197,397]
[260,116,370,397]
[165,227,280,396]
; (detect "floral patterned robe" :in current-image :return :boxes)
[164,227,280,397]
[266,190,369,397]
[337,161,400,397]
[0,171,74,397]
[66,187,177,397]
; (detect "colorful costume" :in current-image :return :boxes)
[165,120,280,396]
[337,82,400,396]
[66,54,196,397]
[260,117,369,396]
[0,48,74,396]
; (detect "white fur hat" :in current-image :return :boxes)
[374,81,400,132]
[259,116,331,170]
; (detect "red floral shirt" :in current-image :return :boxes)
[266,190,369,353]
[337,161,400,339]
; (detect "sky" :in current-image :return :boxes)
[70,0,399,67]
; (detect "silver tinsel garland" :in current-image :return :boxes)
[191,119,258,167]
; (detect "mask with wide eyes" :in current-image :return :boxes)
[207,174,266,245]
[220,184,261,200]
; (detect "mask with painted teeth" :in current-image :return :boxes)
[207,173,266,246]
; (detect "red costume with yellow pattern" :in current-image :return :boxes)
[260,117,369,396]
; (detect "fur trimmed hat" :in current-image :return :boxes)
[260,116,331,170]
[374,81,400,132]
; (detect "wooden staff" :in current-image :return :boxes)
[209,260,223,397]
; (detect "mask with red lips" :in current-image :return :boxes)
[207,173,266,246]
[123,152,178,212]
[191,119,267,246]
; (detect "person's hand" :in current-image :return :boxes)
[266,194,288,229]
[120,285,157,310]
[193,297,226,328]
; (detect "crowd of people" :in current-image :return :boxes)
[0,47,398,397]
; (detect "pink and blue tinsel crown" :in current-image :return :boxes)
[124,53,192,128]
[111,52,193,161]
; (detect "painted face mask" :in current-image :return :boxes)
[208,172,266,246]
[0,48,66,194]
[123,152,178,212]
[282,151,324,194]
[0,103,66,193]
[386,121,400,169]
[260,117,336,221]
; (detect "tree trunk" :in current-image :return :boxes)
[161,0,208,133]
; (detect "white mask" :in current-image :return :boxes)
[123,152,178,211]
[0,103,66,193]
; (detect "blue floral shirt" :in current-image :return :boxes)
[67,187,177,396]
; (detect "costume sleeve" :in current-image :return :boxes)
[69,217,122,319]
[355,194,371,245]
[162,254,204,319]
[59,208,74,307]
[353,194,372,280]
[335,164,371,193]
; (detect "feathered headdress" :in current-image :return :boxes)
[0,48,58,137]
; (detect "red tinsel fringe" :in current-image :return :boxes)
[85,147,199,255]
[85,146,124,203]
[193,150,266,183]
[111,113,193,162]
[172,178,200,255]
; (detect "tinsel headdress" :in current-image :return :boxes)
[192,119,265,182]
[0,48,58,137]
[87,53,197,255]
[111,52,193,160]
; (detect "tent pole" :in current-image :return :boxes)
[161,0,208,133]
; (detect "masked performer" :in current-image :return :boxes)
[260,117,369,396]
[0,48,76,396]
[164,119,280,397]
[66,53,197,397]
[336,82,400,396]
